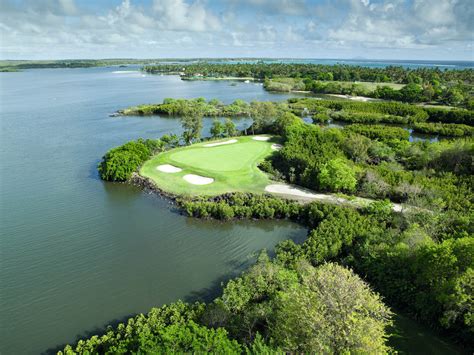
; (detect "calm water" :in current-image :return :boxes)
[0,68,308,354]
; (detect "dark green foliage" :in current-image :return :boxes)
[93,97,474,351]
[120,97,253,117]
[289,97,429,123]
[428,140,474,175]
[345,124,410,142]
[59,301,244,354]
[172,111,473,346]
[412,122,474,137]
[145,63,473,106]
[312,112,330,123]
[144,62,474,86]
[214,254,393,353]
[330,110,410,124]
[179,193,302,221]
[425,107,474,125]
[356,237,474,343]
[398,83,425,102]
[210,119,225,138]
[301,205,384,264]
[224,118,237,137]
[272,122,346,191]
[98,139,165,181]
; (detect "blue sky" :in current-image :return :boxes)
[1,0,473,60]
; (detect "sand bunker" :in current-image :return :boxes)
[183,174,214,185]
[252,136,270,141]
[156,164,182,173]
[271,144,283,150]
[203,139,238,147]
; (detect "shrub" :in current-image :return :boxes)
[318,158,357,192]
[98,139,164,181]
[345,124,410,142]
[412,122,474,137]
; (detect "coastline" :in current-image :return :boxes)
[129,172,180,202]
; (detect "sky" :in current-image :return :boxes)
[0,0,473,60]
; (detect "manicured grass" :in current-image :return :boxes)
[140,136,276,196]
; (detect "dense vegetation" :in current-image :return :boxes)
[92,96,473,353]
[61,255,393,354]
[412,122,474,137]
[289,98,474,137]
[118,97,255,117]
[98,137,179,181]
[178,193,473,347]
[144,62,473,85]
[144,63,474,107]
[289,97,429,123]
[425,107,474,125]
[0,58,184,71]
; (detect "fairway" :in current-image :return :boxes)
[140,136,276,196]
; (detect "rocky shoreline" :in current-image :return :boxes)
[129,172,180,202]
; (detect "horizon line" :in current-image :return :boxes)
[2,57,473,63]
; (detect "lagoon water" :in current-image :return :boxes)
[0,68,309,354]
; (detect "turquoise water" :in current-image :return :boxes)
[0,68,309,354]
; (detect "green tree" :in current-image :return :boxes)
[224,118,237,137]
[250,101,279,134]
[318,158,357,192]
[444,88,464,106]
[181,114,203,144]
[210,119,225,138]
[399,83,424,102]
[271,262,392,353]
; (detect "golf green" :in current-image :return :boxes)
[140,136,276,196]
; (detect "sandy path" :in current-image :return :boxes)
[265,184,403,212]
[328,94,377,102]
[203,139,237,147]
[252,136,270,141]
[271,144,283,150]
[156,164,182,173]
[183,174,214,185]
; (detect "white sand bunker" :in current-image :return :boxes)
[252,136,270,141]
[183,174,214,185]
[203,139,237,147]
[156,164,182,173]
[271,144,283,150]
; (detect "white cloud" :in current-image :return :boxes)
[152,0,220,31]
[0,0,471,59]
[58,0,77,15]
